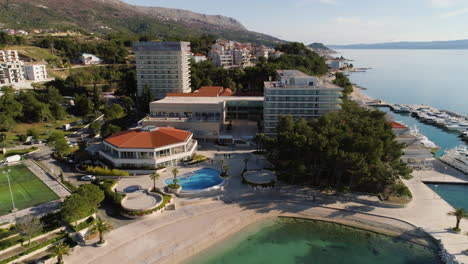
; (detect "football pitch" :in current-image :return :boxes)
[0,164,59,216]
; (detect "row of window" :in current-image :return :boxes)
[138,70,180,74]
[265,97,341,102]
[265,103,341,109]
[139,76,180,80]
[136,65,181,70]
[264,109,334,115]
[137,56,180,60]
[265,90,341,96]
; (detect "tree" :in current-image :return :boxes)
[103,104,125,121]
[48,132,72,158]
[149,172,160,191]
[27,128,40,139]
[102,124,121,137]
[50,241,71,264]
[448,208,468,231]
[89,121,102,136]
[120,96,134,113]
[89,216,113,245]
[75,184,105,209]
[172,168,179,179]
[16,215,43,246]
[61,194,95,224]
[73,94,94,116]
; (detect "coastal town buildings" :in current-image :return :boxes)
[24,64,48,81]
[99,126,197,169]
[133,41,192,99]
[263,70,343,135]
[0,61,25,85]
[208,39,273,68]
[191,53,207,63]
[0,50,20,62]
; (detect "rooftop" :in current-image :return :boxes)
[391,121,407,129]
[151,95,264,105]
[168,86,234,97]
[104,127,191,149]
[276,70,309,77]
[133,41,191,52]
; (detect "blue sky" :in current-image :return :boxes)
[122,0,468,44]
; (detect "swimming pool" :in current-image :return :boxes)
[164,168,223,191]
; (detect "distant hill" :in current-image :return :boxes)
[0,0,284,45]
[328,39,468,49]
[307,43,330,50]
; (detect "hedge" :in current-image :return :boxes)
[121,194,172,217]
[71,216,95,232]
[5,147,39,157]
[0,226,16,240]
[86,166,129,176]
[0,233,68,264]
[94,179,125,206]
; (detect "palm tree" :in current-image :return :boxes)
[50,241,71,264]
[149,172,160,191]
[172,168,179,179]
[448,208,468,231]
[90,217,113,244]
[243,158,249,171]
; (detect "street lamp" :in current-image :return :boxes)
[434,184,438,199]
[444,166,447,181]
[3,170,17,212]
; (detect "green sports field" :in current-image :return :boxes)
[0,164,59,216]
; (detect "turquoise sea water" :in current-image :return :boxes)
[427,184,468,210]
[337,49,468,156]
[338,49,468,115]
[188,218,441,264]
[164,168,222,190]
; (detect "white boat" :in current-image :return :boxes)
[440,145,468,175]
[410,125,438,149]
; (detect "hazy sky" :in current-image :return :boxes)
[122,0,468,44]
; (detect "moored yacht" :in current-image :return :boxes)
[440,145,468,174]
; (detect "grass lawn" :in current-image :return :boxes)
[0,164,59,216]
[0,115,81,148]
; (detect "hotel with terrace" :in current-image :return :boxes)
[99,126,197,169]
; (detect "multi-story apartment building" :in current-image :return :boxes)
[0,61,24,85]
[0,50,20,62]
[133,41,191,99]
[263,70,343,135]
[24,65,48,81]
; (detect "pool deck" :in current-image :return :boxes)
[64,148,468,264]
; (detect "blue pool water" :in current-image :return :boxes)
[427,184,468,210]
[164,168,223,190]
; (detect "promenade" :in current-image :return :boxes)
[64,150,468,264]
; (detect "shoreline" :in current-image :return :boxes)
[170,202,440,264]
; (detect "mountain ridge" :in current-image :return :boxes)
[0,0,283,45]
[328,39,468,49]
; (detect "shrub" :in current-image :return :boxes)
[0,233,69,264]
[0,225,17,240]
[40,212,63,232]
[167,183,181,189]
[86,166,129,176]
[94,179,125,206]
[71,217,96,232]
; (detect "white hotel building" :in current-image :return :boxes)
[133,41,191,99]
[263,70,343,135]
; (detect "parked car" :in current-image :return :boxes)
[33,139,42,144]
[80,175,96,181]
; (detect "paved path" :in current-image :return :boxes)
[23,159,70,198]
[64,151,468,264]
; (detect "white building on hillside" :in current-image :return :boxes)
[263,70,343,135]
[79,53,103,65]
[24,65,48,81]
[133,41,192,99]
[0,61,24,85]
[0,50,20,62]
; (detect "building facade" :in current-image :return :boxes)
[141,86,263,141]
[0,50,20,62]
[79,53,102,65]
[133,41,191,99]
[99,127,197,169]
[0,61,24,85]
[24,65,48,81]
[263,70,343,135]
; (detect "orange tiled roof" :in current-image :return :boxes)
[105,127,191,149]
[390,121,407,129]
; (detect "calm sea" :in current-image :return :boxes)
[337,49,468,115]
[338,49,468,155]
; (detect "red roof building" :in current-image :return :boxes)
[100,127,197,169]
[167,86,234,97]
